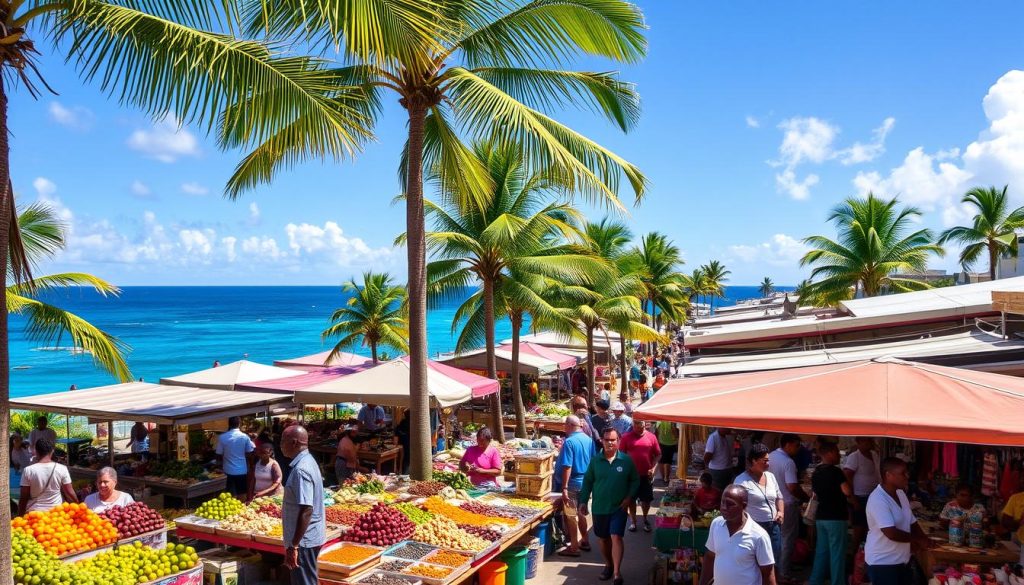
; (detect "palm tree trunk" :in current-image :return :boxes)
[482,278,504,443]
[990,241,998,281]
[370,342,378,365]
[619,335,628,399]
[586,326,596,409]
[510,312,528,438]
[404,101,432,480]
[649,297,658,354]
[0,81,13,585]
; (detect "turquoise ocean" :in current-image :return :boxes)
[10,285,790,398]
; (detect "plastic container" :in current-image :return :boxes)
[499,546,529,585]
[533,519,553,558]
[477,561,508,585]
[519,537,540,579]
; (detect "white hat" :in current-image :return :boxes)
[611,402,626,411]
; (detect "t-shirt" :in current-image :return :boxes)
[216,428,255,476]
[28,428,57,452]
[694,486,722,512]
[84,491,134,514]
[705,431,734,471]
[461,445,502,486]
[734,470,783,524]
[358,405,386,430]
[556,431,595,490]
[1001,492,1024,542]
[620,430,661,477]
[656,422,679,446]
[768,448,800,505]
[610,414,633,437]
[940,501,985,523]
[811,464,849,521]
[843,450,881,497]
[865,485,916,565]
[20,462,72,513]
[705,514,775,585]
[282,450,326,549]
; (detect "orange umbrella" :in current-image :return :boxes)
[634,357,1024,446]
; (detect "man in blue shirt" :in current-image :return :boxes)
[281,424,325,585]
[216,416,255,496]
[556,415,595,557]
[357,403,386,431]
[609,403,633,437]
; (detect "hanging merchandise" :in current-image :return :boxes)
[982,452,998,497]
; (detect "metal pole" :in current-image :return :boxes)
[1002,310,1008,340]
[107,421,114,466]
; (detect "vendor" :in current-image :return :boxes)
[939,483,985,530]
[335,425,366,485]
[693,472,722,515]
[358,403,386,431]
[248,443,283,501]
[459,427,503,487]
[84,467,135,513]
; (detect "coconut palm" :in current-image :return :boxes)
[759,277,775,298]
[423,141,603,438]
[323,272,408,365]
[937,186,1024,280]
[800,193,945,300]
[585,219,639,397]
[236,0,648,478]
[685,267,712,317]
[633,232,686,353]
[700,260,730,312]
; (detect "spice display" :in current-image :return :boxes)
[422,497,517,527]
[458,501,517,519]
[388,542,436,560]
[403,564,453,579]
[505,498,548,509]
[426,551,471,567]
[326,507,363,526]
[11,503,118,556]
[407,481,446,496]
[320,544,380,566]
[378,560,413,572]
[356,574,418,585]
[458,524,502,542]
[393,502,433,525]
[413,516,489,551]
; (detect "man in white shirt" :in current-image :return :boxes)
[865,457,930,585]
[700,484,776,585]
[844,436,881,548]
[216,416,255,496]
[28,416,58,460]
[703,428,734,491]
[768,434,809,582]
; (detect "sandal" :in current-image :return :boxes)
[643,520,652,533]
[599,567,614,581]
[579,541,592,552]
[556,547,581,557]
[628,523,637,532]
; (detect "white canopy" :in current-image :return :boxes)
[273,350,374,372]
[437,347,560,376]
[499,331,619,355]
[160,359,304,390]
[10,382,296,425]
[293,358,499,408]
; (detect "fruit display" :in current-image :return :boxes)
[403,563,453,579]
[422,497,517,527]
[432,470,473,490]
[412,516,489,551]
[77,542,200,584]
[254,503,282,518]
[320,543,381,566]
[195,493,244,520]
[332,487,362,503]
[351,477,385,495]
[99,502,166,539]
[458,524,502,542]
[12,529,131,585]
[342,504,415,547]
[459,501,518,519]
[12,503,118,556]
[265,525,283,537]
[218,508,279,534]
[426,551,471,567]
[325,507,362,526]
[392,502,433,525]
[388,542,435,560]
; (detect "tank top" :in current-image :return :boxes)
[254,460,282,495]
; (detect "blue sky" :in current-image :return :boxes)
[11,2,1024,286]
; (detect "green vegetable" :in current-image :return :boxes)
[354,478,385,494]
[433,470,474,490]
[393,503,433,525]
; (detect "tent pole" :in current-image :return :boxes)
[108,421,114,467]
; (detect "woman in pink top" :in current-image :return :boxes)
[459,428,503,486]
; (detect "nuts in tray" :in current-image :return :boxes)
[378,560,413,572]
[403,564,453,579]
[358,574,418,585]
[427,551,471,567]
[389,542,435,560]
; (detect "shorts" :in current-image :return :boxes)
[659,444,676,465]
[593,509,628,539]
[634,476,655,503]
[226,474,248,496]
[563,487,580,518]
[851,495,870,527]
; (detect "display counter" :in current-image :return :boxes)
[915,540,1020,574]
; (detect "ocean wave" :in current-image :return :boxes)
[30,346,89,354]
[115,322,147,326]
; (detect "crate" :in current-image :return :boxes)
[515,472,553,497]
[514,452,554,476]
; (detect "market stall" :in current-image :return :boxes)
[273,350,375,372]
[438,347,562,377]
[159,359,305,390]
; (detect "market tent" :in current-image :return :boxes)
[500,330,620,349]
[235,365,372,392]
[160,360,305,390]
[634,357,1024,446]
[273,350,374,372]
[10,382,296,426]
[496,342,579,370]
[438,346,560,376]
[293,357,499,408]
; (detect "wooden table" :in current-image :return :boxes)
[177,527,342,555]
[915,540,1020,573]
[358,446,403,475]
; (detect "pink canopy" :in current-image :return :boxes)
[420,357,500,398]
[497,342,578,370]
[236,364,374,392]
[273,350,374,372]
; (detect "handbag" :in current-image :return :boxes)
[802,494,818,524]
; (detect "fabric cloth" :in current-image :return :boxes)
[942,442,959,476]
[810,519,848,585]
[709,468,734,492]
[20,461,71,512]
[289,546,321,585]
[620,430,661,477]
[1000,492,1024,543]
[578,451,640,516]
[283,450,326,549]
[705,431,733,471]
[812,464,850,521]
[843,449,881,497]
[11,446,32,470]
[768,448,800,505]
[357,405,386,430]
[592,509,629,539]
[216,428,255,476]
[865,486,915,566]
[28,428,57,451]
[866,563,912,585]
[557,431,595,491]
[84,490,134,514]
[694,486,722,512]
[659,443,676,465]
[734,470,783,524]
[634,476,655,503]
[705,514,775,585]
[460,445,503,486]
[590,413,610,438]
[254,459,283,496]
[226,474,248,496]
[982,452,999,497]
[939,501,986,523]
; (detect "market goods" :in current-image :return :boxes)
[352,477,385,494]
[148,460,208,482]
[356,574,418,585]
[326,507,363,526]
[333,487,362,503]
[255,503,282,518]
[378,560,413,572]
[265,525,284,537]
[505,497,548,509]
[457,524,502,542]
[99,502,166,539]
[343,503,415,546]
[12,528,131,585]
[407,481,446,496]
[392,502,433,525]
[403,564,452,579]
[427,551,471,567]
[459,501,517,519]
[320,544,380,565]
[157,508,190,529]
[195,492,245,519]
[218,508,279,533]
[77,541,201,584]
[499,506,544,521]
[12,502,118,556]
[412,516,489,551]
[388,542,435,560]
[432,470,473,490]
[422,497,517,527]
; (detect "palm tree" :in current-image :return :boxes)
[700,260,730,313]
[800,193,945,300]
[685,267,711,317]
[759,277,775,298]
[938,186,1024,280]
[322,272,408,365]
[634,232,686,353]
[424,141,601,439]
[585,220,638,397]
[235,1,648,479]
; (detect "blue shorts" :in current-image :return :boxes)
[593,509,628,539]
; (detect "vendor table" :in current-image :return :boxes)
[176,526,342,555]
[915,540,1020,573]
[358,446,403,475]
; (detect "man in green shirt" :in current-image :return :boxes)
[579,427,640,585]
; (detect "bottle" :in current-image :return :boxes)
[949,517,964,546]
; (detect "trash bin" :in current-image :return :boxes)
[499,546,529,585]
[518,536,541,579]
[478,561,508,585]
[533,518,553,558]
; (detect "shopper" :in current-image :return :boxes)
[699,484,777,585]
[940,484,986,530]
[216,416,256,496]
[655,420,679,485]
[249,442,284,501]
[281,425,326,585]
[768,434,809,583]
[18,438,77,515]
[704,427,736,491]
[28,416,57,459]
[127,422,150,460]
[84,467,135,513]
[620,421,661,533]
[734,444,784,569]
[865,457,930,585]
[591,400,612,449]
[579,428,640,585]
[809,442,853,585]
[844,436,881,548]
[9,432,31,489]
[556,415,595,557]
[357,403,386,431]
[609,402,633,436]
[459,427,503,487]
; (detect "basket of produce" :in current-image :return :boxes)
[396,562,455,585]
[100,502,166,540]
[318,542,386,576]
[341,503,416,547]
[215,507,278,541]
[171,514,218,534]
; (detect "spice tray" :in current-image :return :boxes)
[421,549,473,572]
[387,562,458,585]
[382,541,438,561]
[318,542,386,577]
[345,571,423,585]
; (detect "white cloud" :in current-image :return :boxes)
[774,169,819,201]
[48,102,94,130]
[248,202,261,225]
[180,182,209,196]
[852,147,971,211]
[130,180,153,199]
[286,221,394,266]
[837,117,895,165]
[126,116,200,163]
[728,234,811,266]
[776,117,838,167]
[33,177,57,198]
[745,115,760,128]
[222,237,238,263]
